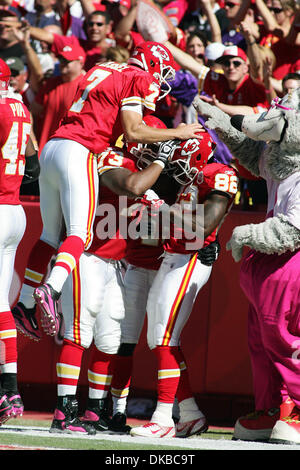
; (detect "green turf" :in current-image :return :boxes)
[0,419,234,450]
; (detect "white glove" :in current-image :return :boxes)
[140,189,165,209]
[226,225,251,262]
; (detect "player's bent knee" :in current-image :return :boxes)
[95,336,121,355]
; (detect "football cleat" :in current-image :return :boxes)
[50,396,96,435]
[12,302,41,341]
[33,283,61,336]
[109,412,131,434]
[6,392,24,417]
[270,400,300,445]
[82,398,110,432]
[176,416,208,438]
[130,422,175,438]
[233,408,280,442]
[0,394,14,425]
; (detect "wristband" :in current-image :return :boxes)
[153,160,165,169]
[247,40,256,46]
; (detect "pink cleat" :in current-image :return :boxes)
[33,283,61,336]
[0,394,14,425]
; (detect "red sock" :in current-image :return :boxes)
[176,349,193,403]
[54,236,85,277]
[153,346,181,404]
[111,355,133,399]
[88,346,114,397]
[0,311,17,364]
[24,240,56,288]
[56,339,84,390]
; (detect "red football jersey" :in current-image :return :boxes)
[125,231,164,271]
[164,163,239,254]
[88,147,138,260]
[125,173,180,271]
[0,98,31,205]
[52,62,160,154]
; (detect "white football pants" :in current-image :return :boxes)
[38,138,99,249]
[61,252,125,353]
[0,205,26,311]
[146,252,212,350]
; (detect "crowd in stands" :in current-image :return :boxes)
[1,0,299,207]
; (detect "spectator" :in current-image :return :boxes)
[24,0,60,28]
[0,10,25,60]
[221,0,251,51]
[5,56,34,106]
[282,71,300,93]
[201,45,270,208]
[179,0,229,41]
[113,2,144,54]
[36,24,64,78]
[185,30,208,65]
[100,0,131,32]
[202,45,269,115]
[255,0,300,93]
[28,9,114,71]
[30,41,86,152]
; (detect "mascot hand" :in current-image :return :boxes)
[226,225,251,262]
[192,95,232,133]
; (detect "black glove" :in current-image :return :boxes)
[156,139,180,165]
[197,239,220,266]
[22,152,40,185]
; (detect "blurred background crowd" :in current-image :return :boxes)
[1,0,299,208]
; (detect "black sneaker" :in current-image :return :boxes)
[82,398,110,432]
[109,412,131,434]
[12,302,41,341]
[49,396,96,435]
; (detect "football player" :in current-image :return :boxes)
[48,120,183,435]
[12,41,204,339]
[0,58,39,424]
[129,130,239,438]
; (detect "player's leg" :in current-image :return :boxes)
[85,259,130,433]
[111,265,156,424]
[175,349,208,437]
[50,253,98,435]
[12,140,65,339]
[131,253,211,438]
[0,205,26,421]
[34,139,99,335]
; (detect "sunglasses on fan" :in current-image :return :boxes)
[222,59,244,68]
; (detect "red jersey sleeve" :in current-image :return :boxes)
[97,147,137,175]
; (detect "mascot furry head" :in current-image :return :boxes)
[193,89,300,262]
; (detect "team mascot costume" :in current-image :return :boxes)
[193,89,300,445]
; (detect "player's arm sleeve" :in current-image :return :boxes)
[120,75,159,115]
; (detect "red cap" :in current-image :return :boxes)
[216,46,248,64]
[58,43,86,63]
